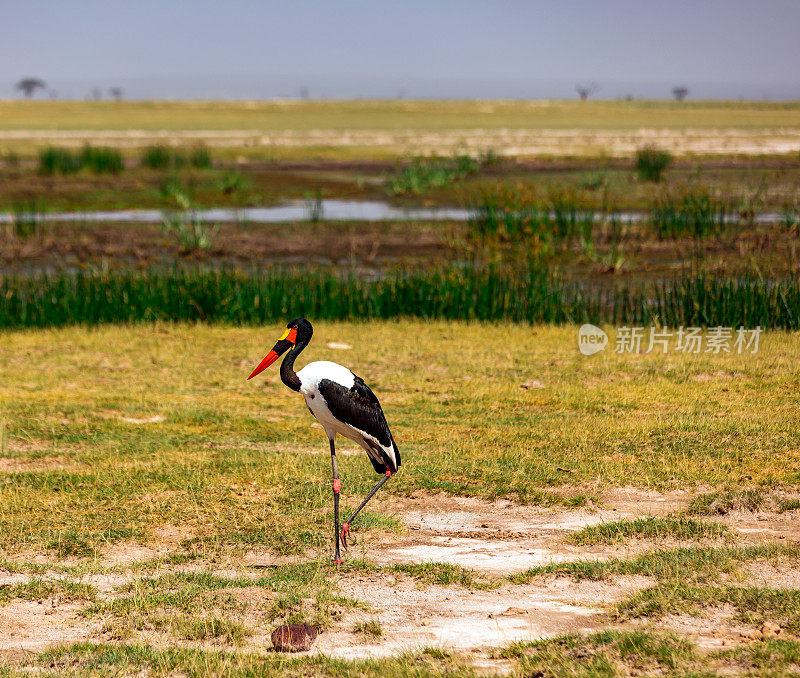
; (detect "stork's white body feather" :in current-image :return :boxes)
[296,360,397,470]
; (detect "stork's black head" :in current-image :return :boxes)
[247,318,313,380]
[286,318,313,346]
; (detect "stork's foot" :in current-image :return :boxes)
[334,557,344,566]
[341,523,351,550]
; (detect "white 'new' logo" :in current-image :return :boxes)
[578,324,608,356]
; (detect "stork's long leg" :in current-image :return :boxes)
[341,470,392,549]
[330,438,343,565]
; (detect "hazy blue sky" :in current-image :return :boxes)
[3,0,800,99]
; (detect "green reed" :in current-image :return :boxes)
[652,189,734,239]
[38,147,83,174]
[142,145,210,170]
[636,146,672,182]
[466,188,595,247]
[389,154,481,195]
[38,146,123,174]
[81,145,123,174]
[10,200,48,239]
[141,145,173,169]
[0,268,796,330]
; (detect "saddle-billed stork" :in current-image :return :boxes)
[247,318,400,564]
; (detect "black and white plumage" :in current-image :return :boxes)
[247,318,400,563]
[299,363,400,475]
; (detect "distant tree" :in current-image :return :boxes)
[15,77,46,99]
[672,86,689,102]
[299,87,309,100]
[576,82,598,101]
[109,87,123,101]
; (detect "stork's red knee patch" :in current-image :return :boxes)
[385,470,392,477]
[332,479,341,494]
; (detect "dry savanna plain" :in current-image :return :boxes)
[0,100,800,676]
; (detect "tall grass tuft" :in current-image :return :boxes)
[636,146,672,182]
[0,268,796,330]
[218,170,249,196]
[161,214,219,253]
[38,146,123,174]
[38,147,83,174]
[782,194,800,235]
[141,145,172,169]
[189,145,212,169]
[81,145,123,174]
[652,189,733,239]
[142,146,192,170]
[305,190,324,222]
[160,183,217,252]
[4,151,20,170]
[10,200,48,239]
[466,186,594,249]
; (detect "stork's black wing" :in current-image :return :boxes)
[318,375,400,473]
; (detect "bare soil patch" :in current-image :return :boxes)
[0,599,100,656]
[359,489,691,574]
[311,572,651,661]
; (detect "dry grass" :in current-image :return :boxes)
[0,321,798,557]
[2,100,799,131]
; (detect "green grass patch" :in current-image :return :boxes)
[687,489,768,515]
[34,642,477,677]
[174,615,250,644]
[141,144,212,170]
[87,563,365,637]
[568,515,729,545]
[0,577,97,604]
[779,498,800,513]
[80,145,124,174]
[619,583,800,634]
[388,155,482,195]
[38,146,83,174]
[38,145,123,174]
[714,639,800,675]
[510,544,800,584]
[500,629,698,677]
[352,618,382,637]
[386,562,498,590]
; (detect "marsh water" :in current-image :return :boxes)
[0,199,788,225]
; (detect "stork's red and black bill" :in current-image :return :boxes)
[248,327,297,379]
